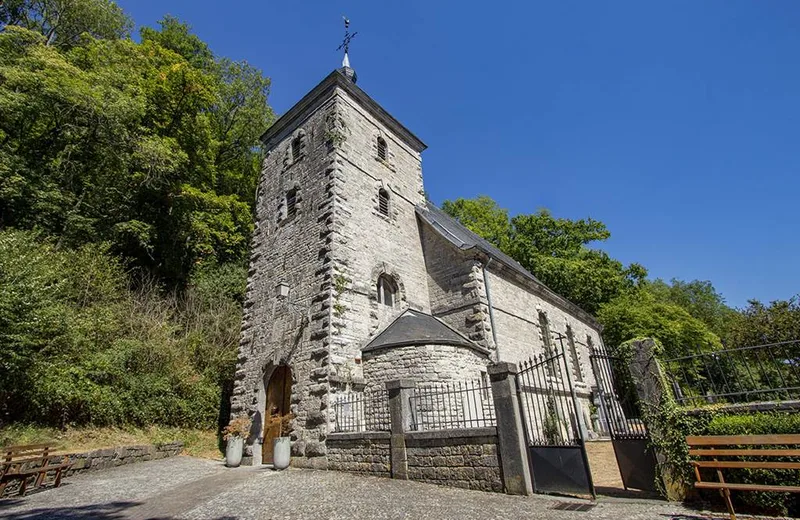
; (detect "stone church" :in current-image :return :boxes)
[230,60,605,467]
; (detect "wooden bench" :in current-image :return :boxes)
[686,434,800,520]
[0,443,73,497]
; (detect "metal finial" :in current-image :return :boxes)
[336,16,358,65]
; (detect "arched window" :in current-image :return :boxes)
[377,136,387,161]
[291,135,302,162]
[377,274,397,307]
[378,188,390,216]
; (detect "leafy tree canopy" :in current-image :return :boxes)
[0,13,273,286]
[597,290,722,358]
[724,296,800,347]
[442,195,646,314]
[644,278,735,337]
[0,0,132,47]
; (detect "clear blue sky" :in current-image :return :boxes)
[118,0,800,309]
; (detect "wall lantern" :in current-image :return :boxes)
[276,282,290,299]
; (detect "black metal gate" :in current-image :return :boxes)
[589,343,658,492]
[517,345,595,497]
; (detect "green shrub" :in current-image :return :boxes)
[0,229,241,429]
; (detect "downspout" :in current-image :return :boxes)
[482,257,501,362]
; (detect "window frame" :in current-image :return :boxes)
[376,274,397,308]
[377,136,388,162]
[378,188,390,217]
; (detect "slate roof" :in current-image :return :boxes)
[362,309,489,356]
[415,201,600,327]
[415,201,545,285]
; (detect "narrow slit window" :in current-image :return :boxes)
[377,274,397,307]
[378,188,390,216]
[377,137,387,161]
[566,325,584,382]
[291,136,302,162]
[286,189,298,218]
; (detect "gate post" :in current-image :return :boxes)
[626,338,684,500]
[386,379,414,480]
[488,362,533,496]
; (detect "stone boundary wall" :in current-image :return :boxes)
[64,441,184,476]
[327,432,391,478]
[405,428,502,492]
[326,428,502,493]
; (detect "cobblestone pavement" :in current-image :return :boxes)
[0,456,710,520]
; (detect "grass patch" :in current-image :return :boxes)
[0,424,223,460]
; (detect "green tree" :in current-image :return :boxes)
[644,278,735,336]
[725,297,800,347]
[0,20,272,286]
[442,196,646,313]
[0,0,132,47]
[597,290,722,358]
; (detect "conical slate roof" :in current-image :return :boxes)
[362,309,489,355]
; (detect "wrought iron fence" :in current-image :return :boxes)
[410,379,496,431]
[663,340,800,406]
[517,352,582,446]
[589,343,647,440]
[332,387,391,433]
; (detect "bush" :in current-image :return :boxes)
[0,229,241,429]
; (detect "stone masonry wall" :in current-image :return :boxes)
[420,223,494,351]
[233,90,338,467]
[326,90,431,399]
[485,264,603,436]
[326,432,391,478]
[362,343,489,392]
[406,428,503,492]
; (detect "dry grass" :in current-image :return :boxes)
[0,424,223,460]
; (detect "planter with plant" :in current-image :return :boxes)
[268,413,294,470]
[222,416,251,468]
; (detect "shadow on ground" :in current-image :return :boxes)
[0,501,139,519]
[595,485,663,500]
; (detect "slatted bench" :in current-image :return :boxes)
[686,434,800,520]
[0,443,73,497]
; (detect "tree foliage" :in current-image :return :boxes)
[0,0,132,47]
[0,3,270,430]
[0,230,241,427]
[0,15,272,286]
[442,196,646,314]
[644,278,734,336]
[724,296,800,347]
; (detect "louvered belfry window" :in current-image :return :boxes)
[377,136,387,161]
[286,189,298,218]
[291,135,302,162]
[378,188,390,216]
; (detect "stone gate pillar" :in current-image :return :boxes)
[386,379,415,480]
[627,338,685,500]
[488,362,532,495]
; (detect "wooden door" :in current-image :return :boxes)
[262,365,291,464]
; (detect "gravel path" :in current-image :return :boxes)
[0,456,709,520]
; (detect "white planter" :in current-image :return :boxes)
[273,437,291,470]
[225,436,244,467]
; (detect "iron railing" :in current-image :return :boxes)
[410,379,496,431]
[663,340,800,406]
[589,343,647,440]
[332,387,391,433]
[517,352,582,446]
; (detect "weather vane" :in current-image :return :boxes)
[337,17,357,58]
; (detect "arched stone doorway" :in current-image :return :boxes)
[262,365,292,464]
